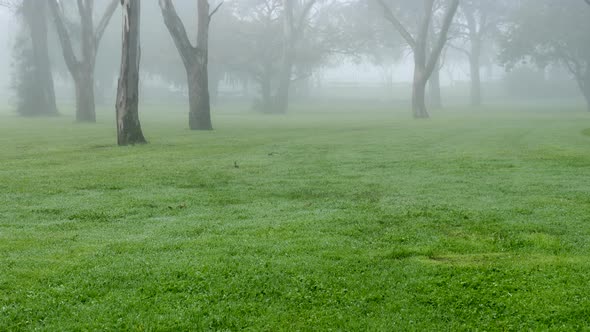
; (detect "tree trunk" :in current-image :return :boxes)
[274,0,295,114]
[48,0,118,123]
[428,63,442,109]
[377,0,458,119]
[413,76,429,118]
[159,0,215,130]
[74,69,96,122]
[275,54,293,114]
[23,0,58,116]
[116,0,146,146]
[188,63,212,130]
[412,46,429,118]
[469,40,482,107]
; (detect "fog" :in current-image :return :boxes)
[2,2,590,327]
[0,0,588,118]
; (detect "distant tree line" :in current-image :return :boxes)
[1,0,589,144]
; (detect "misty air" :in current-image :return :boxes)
[0,0,589,329]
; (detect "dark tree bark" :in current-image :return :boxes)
[377,0,459,118]
[116,0,146,146]
[159,0,222,130]
[49,0,119,123]
[21,0,58,116]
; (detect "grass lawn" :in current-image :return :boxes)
[1,105,590,330]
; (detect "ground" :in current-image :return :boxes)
[1,104,589,330]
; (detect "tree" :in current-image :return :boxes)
[274,0,317,114]
[500,0,590,111]
[159,0,222,130]
[452,0,507,106]
[115,0,146,146]
[48,0,119,122]
[218,0,333,113]
[376,0,459,118]
[2,0,58,116]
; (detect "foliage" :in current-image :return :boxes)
[499,0,590,106]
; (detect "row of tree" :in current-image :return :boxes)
[1,0,589,145]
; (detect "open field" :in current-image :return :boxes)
[1,105,590,330]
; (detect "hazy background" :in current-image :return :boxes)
[0,0,586,117]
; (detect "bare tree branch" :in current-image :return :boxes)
[425,0,460,77]
[375,0,416,49]
[158,0,196,68]
[48,0,81,75]
[209,1,223,20]
[95,0,119,46]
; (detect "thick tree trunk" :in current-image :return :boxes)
[74,69,96,122]
[116,0,146,146]
[159,0,215,130]
[187,63,212,130]
[428,64,442,109]
[413,77,429,118]
[469,41,482,107]
[412,47,429,118]
[23,0,58,116]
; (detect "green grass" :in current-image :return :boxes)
[1,105,590,330]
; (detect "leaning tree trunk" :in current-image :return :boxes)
[23,0,58,116]
[116,0,146,146]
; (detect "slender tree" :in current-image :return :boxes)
[48,0,119,122]
[159,0,222,130]
[115,0,146,146]
[376,0,459,118]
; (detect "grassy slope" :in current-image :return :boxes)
[1,106,589,330]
